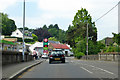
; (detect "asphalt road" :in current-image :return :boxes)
[18,57,118,79]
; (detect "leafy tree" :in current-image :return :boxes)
[58,29,66,43]
[48,37,58,41]
[18,27,34,32]
[112,33,120,45]
[43,25,48,30]
[1,13,17,35]
[48,28,59,38]
[32,34,38,41]
[97,41,105,52]
[33,28,52,42]
[54,24,59,30]
[48,24,54,29]
[66,8,97,48]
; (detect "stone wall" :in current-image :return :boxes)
[79,52,120,61]
[98,52,120,61]
[2,50,33,65]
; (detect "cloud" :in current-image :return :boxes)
[38,0,93,11]
[0,0,17,11]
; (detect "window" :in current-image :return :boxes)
[16,33,19,35]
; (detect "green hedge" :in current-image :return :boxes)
[0,40,16,45]
[5,36,35,43]
[104,46,120,52]
[24,38,35,43]
[74,52,85,59]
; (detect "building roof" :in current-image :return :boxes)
[50,43,70,49]
[3,38,17,42]
[105,37,114,46]
[0,40,16,45]
[48,40,60,44]
[29,42,43,52]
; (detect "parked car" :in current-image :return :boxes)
[49,50,65,64]
[41,53,48,59]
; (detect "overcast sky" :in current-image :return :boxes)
[0,0,119,40]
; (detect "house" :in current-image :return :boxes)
[105,37,114,46]
[48,43,72,56]
[0,40,18,51]
[1,38,27,52]
[11,29,33,39]
[29,42,43,56]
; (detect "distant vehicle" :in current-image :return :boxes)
[41,53,48,59]
[49,50,65,64]
[68,51,74,56]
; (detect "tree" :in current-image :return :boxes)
[43,25,48,30]
[48,37,58,41]
[58,29,66,43]
[48,24,54,29]
[33,28,52,42]
[1,13,17,35]
[112,32,120,45]
[48,28,59,38]
[66,8,97,48]
[32,34,38,41]
[54,24,59,30]
[41,24,66,43]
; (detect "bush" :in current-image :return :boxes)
[24,38,35,43]
[104,46,120,52]
[74,52,85,59]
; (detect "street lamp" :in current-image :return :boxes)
[22,0,25,62]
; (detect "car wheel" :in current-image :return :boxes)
[49,60,52,64]
[62,60,65,63]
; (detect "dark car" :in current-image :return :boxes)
[49,50,65,64]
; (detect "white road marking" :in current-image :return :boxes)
[78,63,115,75]
[81,67,93,74]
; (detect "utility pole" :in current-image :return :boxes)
[22,0,25,62]
[118,1,120,33]
[86,23,88,60]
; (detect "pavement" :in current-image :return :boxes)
[2,58,46,79]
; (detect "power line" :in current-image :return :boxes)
[95,2,119,22]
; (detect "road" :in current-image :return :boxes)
[18,57,118,79]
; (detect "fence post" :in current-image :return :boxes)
[113,54,115,61]
[106,54,107,61]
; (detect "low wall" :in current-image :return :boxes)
[2,50,33,65]
[98,52,120,61]
[79,52,120,61]
[79,55,99,60]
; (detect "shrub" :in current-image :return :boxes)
[105,46,120,52]
[24,38,35,43]
[74,52,85,59]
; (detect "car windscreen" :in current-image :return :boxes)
[51,51,64,55]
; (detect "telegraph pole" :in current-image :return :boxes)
[22,0,25,62]
[86,23,89,60]
[118,1,120,33]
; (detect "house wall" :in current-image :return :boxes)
[63,49,72,56]
[48,44,54,50]
[34,47,43,55]
[11,29,23,38]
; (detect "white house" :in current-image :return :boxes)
[11,29,33,39]
[11,29,23,38]
[29,42,43,56]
